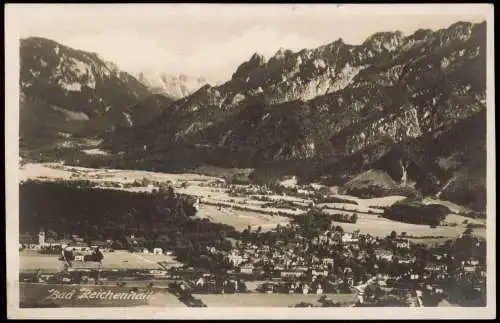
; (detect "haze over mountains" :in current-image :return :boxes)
[19,20,487,211]
[135,71,209,99]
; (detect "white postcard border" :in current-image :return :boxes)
[5,3,496,320]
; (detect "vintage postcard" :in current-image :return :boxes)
[5,3,495,320]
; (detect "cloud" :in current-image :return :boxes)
[58,26,325,83]
[59,30,181,73]
[187,26,325,81]
[19,5,485,84]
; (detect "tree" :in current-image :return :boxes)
[167,186,175,198]
[46,229,58,240]
[237,280,248,293]
[463,228,473,236]
[111,240,125,250]
[263,263,273,279]
[141,177,152,186]
[390,231,397,240]
[295,302,314,307]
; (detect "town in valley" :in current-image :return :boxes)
[19,162,487,308]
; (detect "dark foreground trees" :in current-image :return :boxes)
[20,180,239,266]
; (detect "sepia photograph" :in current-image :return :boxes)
[5,3,495,320]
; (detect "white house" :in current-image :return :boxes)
[342,233,359,243]
[463,265,476,272]
[396,239,411,249]
[398,257,415,264]
[229,253,244,267]
[468,258,480,266]
[240,264,254,274]
[153,248,163,255]
[323,258,334,265]
[194,199,201,211]
[65,243,93,254]
[312,270,328,277]
[195,277,205,287]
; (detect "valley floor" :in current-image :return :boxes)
[18,163,486,241]
[191,293,357,307]
[19,250,182,273]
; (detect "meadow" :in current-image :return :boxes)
[20,163,484,240]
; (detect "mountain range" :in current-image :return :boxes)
[19,21,487,211]
[135,72,208,99]
[19,37,175,151]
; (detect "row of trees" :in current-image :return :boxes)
[341,184,421,199]
[382,202,449,226]
[328,212,358,224]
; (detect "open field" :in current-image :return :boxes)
[20,163,403,215]
[82,148,110,156]
[328,213,486,241]
[191,165,255,179]
[20,250,182,273]
[422,197,473,214]
[136,291,186,307]
[195,205,291,231]
[193,293,357,307]
[19,163,485,239]
[20,163,220,186]
[99,251,182,270]
[20,252,66,272]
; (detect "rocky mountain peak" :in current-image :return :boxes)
[407,28,433,42]
[19,37,168,148]
[362,31,405,53]
[273,47,286,58]
[197,83,214,93]
[440,21,474,43]
[232,52,267,80]
[269,47,295,63]
[250,52,266,63]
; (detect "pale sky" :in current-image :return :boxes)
[8,4,489,84]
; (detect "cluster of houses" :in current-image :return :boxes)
[19,231,109,252]
[123,234,174,256]
[187,223,486,303]
[208,179,318,199]
[19,230,178,257]
[20,213,486,306]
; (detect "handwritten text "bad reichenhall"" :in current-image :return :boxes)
[45,288,154,301]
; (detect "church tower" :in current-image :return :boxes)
[38,230,45,246]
